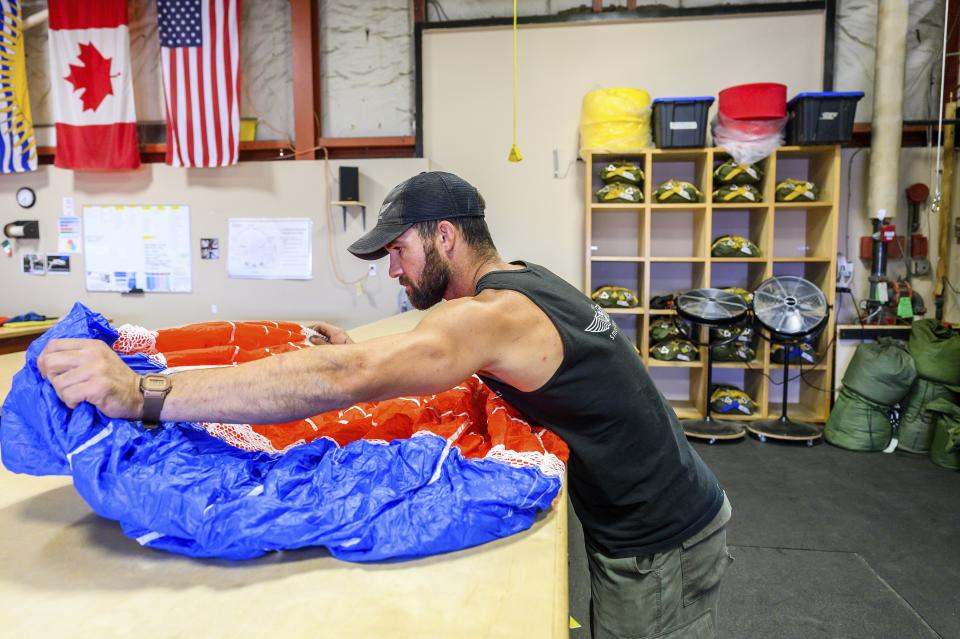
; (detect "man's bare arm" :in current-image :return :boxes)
[39,298,507,424]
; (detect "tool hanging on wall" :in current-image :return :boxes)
[905,183,931,278]
[507,0,523,162]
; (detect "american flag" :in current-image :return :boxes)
[157,0,241,167]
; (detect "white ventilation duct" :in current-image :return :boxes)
[866,0,909,222]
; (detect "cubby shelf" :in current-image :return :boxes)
[711,202,768,209]
[650,203,708,210]
[647,360,704,368]
[713,361,764,369]
[585,145,840,424]
[775,201,833,208]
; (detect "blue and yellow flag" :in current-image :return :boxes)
[0,0,37,173]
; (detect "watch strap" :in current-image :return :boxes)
[140,375,171,428]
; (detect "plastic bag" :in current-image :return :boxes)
[579,88,652,158]
[711,111,786,166]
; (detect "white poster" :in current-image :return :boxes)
[227,218,313,280]
[83,205,192,293]
[57,216,82,253]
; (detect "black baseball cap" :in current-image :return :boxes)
[347,171,485,260]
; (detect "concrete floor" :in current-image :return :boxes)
[567,437,960,638]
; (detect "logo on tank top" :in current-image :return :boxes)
[585,304,619,339]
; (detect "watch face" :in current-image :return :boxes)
[16,187,36,209]
[142,375,171,391]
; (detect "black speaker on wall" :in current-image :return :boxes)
[339,166,359,202]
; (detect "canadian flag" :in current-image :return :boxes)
[48,0,139,169]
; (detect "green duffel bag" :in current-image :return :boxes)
[775,179,819,202]
[712,184,763,203]
[824,388,892,452]
[655,180,703,203]
[714,160,763,185]
[898,379,958,454]
[650,317,688,343]
[841,338,917,406]
[909,319,960,386]
[711,341,756,362]
[599,160,644,185]
[650,339,699,362]
[711,234,761,257]
[927,398,960,470]
[595,182,643,203]
[710,384,758,415]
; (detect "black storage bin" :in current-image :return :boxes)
[786,91,864,145]
[652,97,714,148]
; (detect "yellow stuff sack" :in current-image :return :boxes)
[579,88,652,159]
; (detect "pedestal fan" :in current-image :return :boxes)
[675,288,750,443]
[748,275,830,444]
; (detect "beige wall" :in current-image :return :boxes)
[422,12,825,287]
[0,159,427,330]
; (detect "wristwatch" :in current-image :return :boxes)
[140,374,172,428]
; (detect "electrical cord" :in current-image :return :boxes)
[940,275,960,295]
[426,0,450,21]
[319,145,370,287]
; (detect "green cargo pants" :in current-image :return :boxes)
[585,495,733,639]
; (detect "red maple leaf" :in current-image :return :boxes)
[64,42,118,112]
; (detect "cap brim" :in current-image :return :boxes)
[347,222,412,260]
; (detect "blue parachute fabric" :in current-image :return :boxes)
[1,303,163,476]
[0,303,562,561]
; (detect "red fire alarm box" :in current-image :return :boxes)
[910,233,929,258]
[859,235,906,260]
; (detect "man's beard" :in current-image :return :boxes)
[401,241,451,310]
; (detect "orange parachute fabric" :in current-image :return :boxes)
[112,320,570,467]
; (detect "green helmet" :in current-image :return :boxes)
[591,285,640,308]
[711,341,756,362]
[711,235,761,257]
[714,160,763,185]
[775,179,819,202]
[599,160,644,185]
[650,317,690,343]
[710,384,758,415]
[650,339,699,362]
[655,180,703,203]
[770,341,817,364]
[722,287,754,305]
[596,182,643,203]
[711,324,755,344]
[712,184,763,203]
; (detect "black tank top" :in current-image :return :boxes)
[476,262,722,557]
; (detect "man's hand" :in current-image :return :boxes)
[37,338,144,420]
[309,321,354,346]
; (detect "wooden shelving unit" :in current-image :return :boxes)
[584,145,840,423]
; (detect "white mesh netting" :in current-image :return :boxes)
[113,324,159,354]
[485,444,567,479]
[201,422,306,455]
